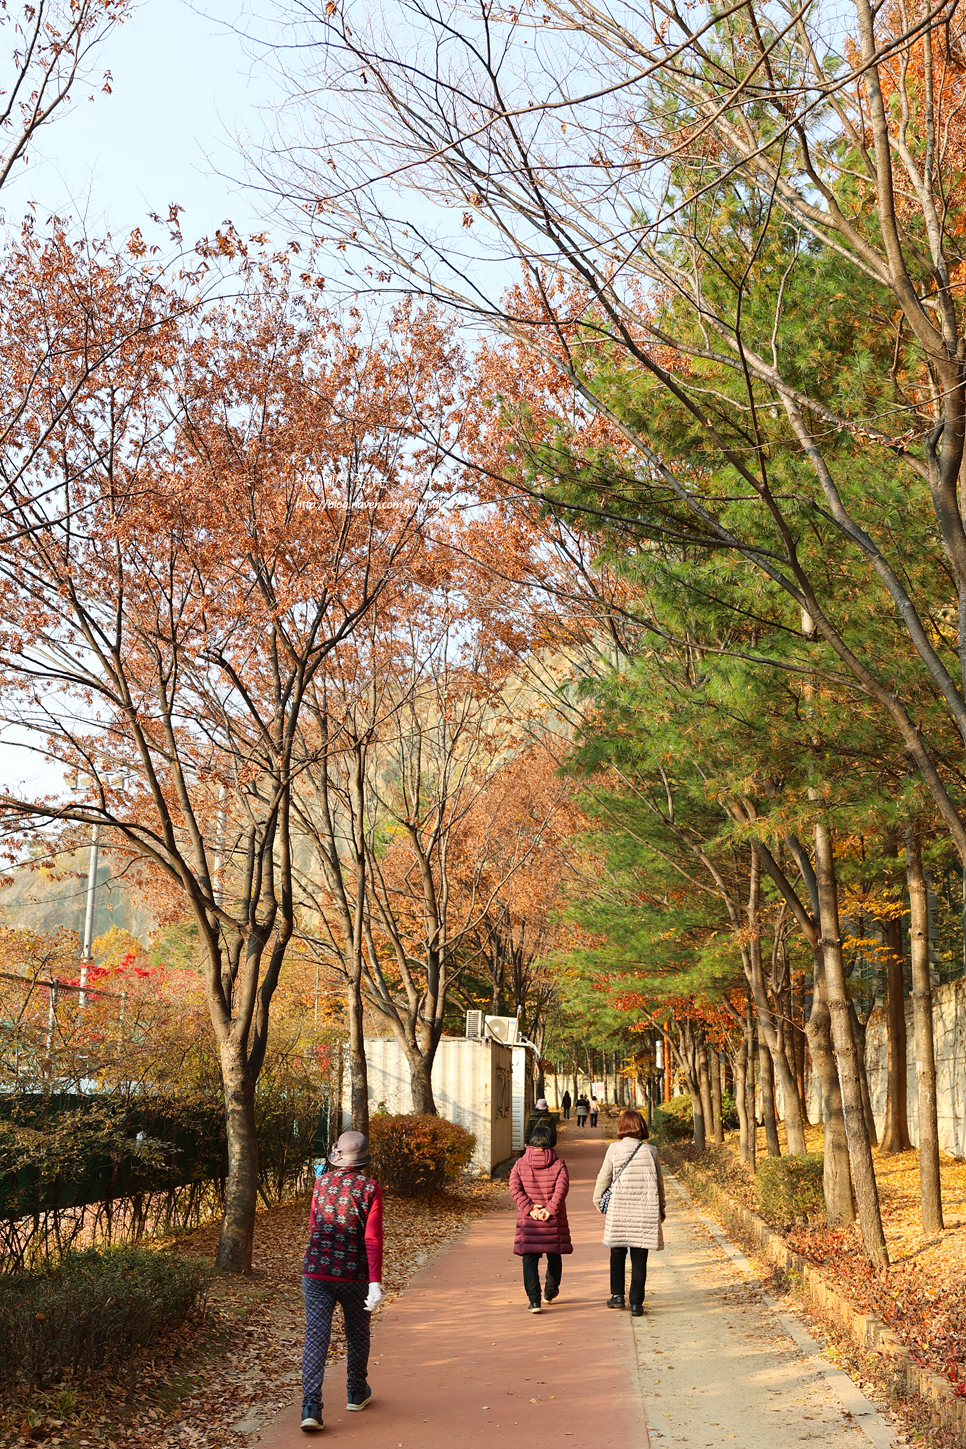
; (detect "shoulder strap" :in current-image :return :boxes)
[611,1141,643,1188]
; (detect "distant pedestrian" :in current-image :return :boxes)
[509,1121,573,1312]
[593,1109,665,1317]
[575,1093,590,1126]
[561,1090,572,1121]
[525,1096,557,1146]
[590,1096,600,1128]
[299,1131,384,1433]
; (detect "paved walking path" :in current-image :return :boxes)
[257,1126,897,1449]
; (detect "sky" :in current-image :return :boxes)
[0,0,276,800]
[0,0,505,803]
[1,0,275,245]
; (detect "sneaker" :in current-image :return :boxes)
[606,1295,625,1309]
[347,1384,372,1411]
[528,1300,543,1313]
[544,1286,559,1302]
[300,1399,323,1432]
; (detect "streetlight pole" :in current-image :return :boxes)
[79,822,100,1008]
[212,782,227,906]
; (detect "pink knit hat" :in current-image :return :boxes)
[328,1130,372,1167]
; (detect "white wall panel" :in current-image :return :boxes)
[360,1036,513,1174]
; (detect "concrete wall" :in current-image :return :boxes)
[361,1036,514,1175]
[798,976,966,1157]
[863,976,966,1157]
[511,1044,534,1152]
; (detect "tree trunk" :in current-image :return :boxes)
[905,826,944,1233]
[758,1038,781,1157]
[216,1036,260,1274]
[673,1023,706,1152]
[688,1081,706,1152]
[734,1042,750,1166]
[814,822,889,1267]
[880,900,911,1153]
[408,1047,437,1114]
[747,849,806,1152]
[711,1049,724,1144]
[804,976,853,1225]
[346,976,370,1136]
[336,1040,345,1138]
[744,997,757,1174]
[697,1035,714,1143]
[764,1020,806,1152]
[794,1015,809,1123]
[848,1000,878,1149]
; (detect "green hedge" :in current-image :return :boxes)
[0,1090,328,1224]
[0,1246,208,1391]
[651,1090,740,1144]
[369,1114,475,1195]
[753,1152,826,1226]
[0,1097,227,1220]
[651,1094,697,1142]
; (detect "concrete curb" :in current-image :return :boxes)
[674,1160,966,1447]
[668,1175,897,1449]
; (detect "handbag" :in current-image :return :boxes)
[598,1141,643,1214]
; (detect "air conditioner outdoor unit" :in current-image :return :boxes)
[465,1010,484,1040]
[484,1014,519,1045]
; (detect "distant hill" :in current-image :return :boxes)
[0,848,156,944]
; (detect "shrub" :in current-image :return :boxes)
[0,1245,209,1391]
[651,1094,696,1143]
[651,1090,739,1144]
[753,1152,826,1226]
[719,1091,740,1130]
[368,1114,475,1196]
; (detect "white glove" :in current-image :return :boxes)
[364,1282,384,1312]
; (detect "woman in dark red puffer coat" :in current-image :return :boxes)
[508,1121,573,1313]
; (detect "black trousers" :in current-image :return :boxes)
[610,1246,648,1306]
[590,1112,598,1126]
[522,1252,562,1304]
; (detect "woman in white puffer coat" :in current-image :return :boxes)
[592,1109,665,1316]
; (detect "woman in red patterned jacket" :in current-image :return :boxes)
[299,1130,384,1433]
[508,1121,573,1313]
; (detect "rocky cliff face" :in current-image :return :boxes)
[0,848,156,944]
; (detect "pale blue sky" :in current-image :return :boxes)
[0,1,275,801]
[1,1,274,244]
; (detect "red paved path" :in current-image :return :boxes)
[257,1123,649,1448]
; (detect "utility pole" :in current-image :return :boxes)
[212,783,227,906]
[79,823,100,1008]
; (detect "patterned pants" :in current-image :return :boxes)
[301,1276,371,1399]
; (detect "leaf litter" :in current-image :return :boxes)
[0,1177,504,1449]
[687,1124,966,1396]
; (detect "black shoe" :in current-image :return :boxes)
[544,1285,559,1302]
[606,1295,625,1309]
[347,1383,372,1411]
[528,1299,543,1313]
[301,1399,323,1432]
[630,1303,644,1317]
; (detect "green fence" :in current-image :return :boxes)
[0,1092,329,1265]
